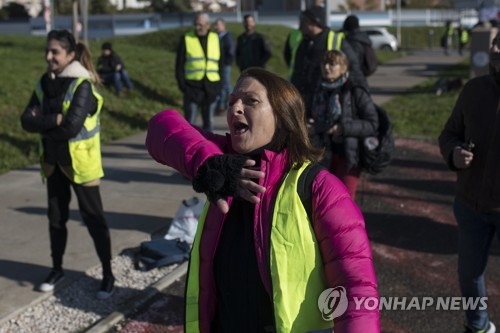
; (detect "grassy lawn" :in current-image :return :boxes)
[0,24,455,175]
[387,26,448,50]
[0,23,293,175]
[383,60,469,140]
[0,34,177,174]
[377,49,406,64]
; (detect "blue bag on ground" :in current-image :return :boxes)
[135,238,190,271]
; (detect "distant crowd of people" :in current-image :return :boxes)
[19,4,500,333]
[441,20,470,56]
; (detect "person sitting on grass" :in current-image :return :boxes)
[97,42,133,96]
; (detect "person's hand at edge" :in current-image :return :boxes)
[328,124,343,137]
[453,146,474,169]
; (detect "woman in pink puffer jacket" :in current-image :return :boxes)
[146,68,379,333]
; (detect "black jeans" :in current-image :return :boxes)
[47,165,112,275]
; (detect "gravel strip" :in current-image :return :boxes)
[0,247,180,333]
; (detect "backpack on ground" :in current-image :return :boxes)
[134,238,190,271]
[359,104,395,175]
[361,43,378,77]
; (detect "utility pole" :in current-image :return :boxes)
[396,0,401,46]
[43,0,54,32]
[236,0,241,22]
[325,0,330,28]
[72,0,79,42]
[80,0,89,44]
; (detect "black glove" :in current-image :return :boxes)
[192,154,248,203]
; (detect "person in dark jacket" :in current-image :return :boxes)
[214,17,235,112]
[291,5,366,117]
[342,14,373,87]
[20,30,114,299]
[441,20,454,56]
[97,42,133,95]
[175,12,224,131]
[235,14,272,71]
[309,50,378,198]
[457,23,469,56]
[438,32,500,333]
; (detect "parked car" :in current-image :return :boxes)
[361,27,398,51]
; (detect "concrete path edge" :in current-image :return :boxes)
[83,261,188,333]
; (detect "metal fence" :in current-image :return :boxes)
[0,8,480,38]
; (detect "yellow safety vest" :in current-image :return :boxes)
[460,29,469,43]
[288,29,303,78]
[327,30,344,51]
[36,78,104,184]
[289,30,344,78]
[185,162,332,333]
[184,31,221,82]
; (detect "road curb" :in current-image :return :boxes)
[83,261,188,333]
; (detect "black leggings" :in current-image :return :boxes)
[47,165,112,277]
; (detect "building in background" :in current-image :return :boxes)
[108,0,149,11]
[2,0,495,20]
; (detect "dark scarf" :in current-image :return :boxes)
[40,73,73,115]
[312,72,349,134]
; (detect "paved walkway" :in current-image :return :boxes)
[0,49,470,331]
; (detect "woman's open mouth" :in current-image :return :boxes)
[233,121,249,135]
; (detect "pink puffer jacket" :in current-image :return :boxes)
[146,110,380,333]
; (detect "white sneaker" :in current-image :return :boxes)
[465,321,496,333]
[486,322,496,333]
[38,270,64,292]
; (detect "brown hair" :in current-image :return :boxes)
[322,49,349,68]
[238,67,323,169]
[47,29,101,85]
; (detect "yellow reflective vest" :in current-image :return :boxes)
[460,29,469,44]
[185,162,332,333]
[184,31,221,82]
[287,29,303,77]
[328,30,344,51]
[36,78,104,184]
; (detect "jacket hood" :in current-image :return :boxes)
[347,30,372,46]
[51,61,94,80]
